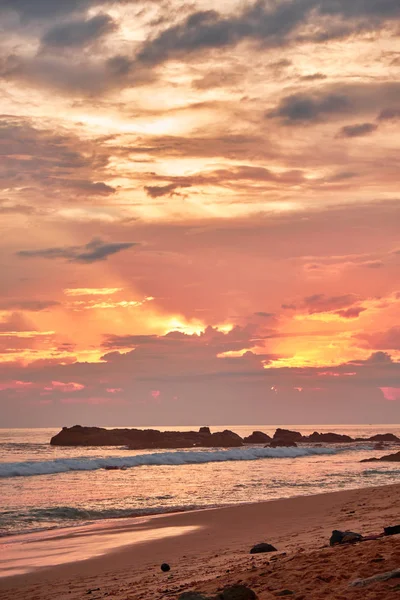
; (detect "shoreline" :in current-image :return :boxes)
[1,483,400,598]
[1,471,398,541]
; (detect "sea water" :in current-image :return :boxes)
[1,425,399,537]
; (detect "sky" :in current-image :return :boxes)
[0,0,399,427]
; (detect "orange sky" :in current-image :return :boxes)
[0,0,399,426]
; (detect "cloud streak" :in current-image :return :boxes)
[17,238,138,264]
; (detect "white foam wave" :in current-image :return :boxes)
[0,446,337,478]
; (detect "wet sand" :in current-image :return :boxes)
[1,484,399,599]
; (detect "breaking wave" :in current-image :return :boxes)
[0,446,338,478]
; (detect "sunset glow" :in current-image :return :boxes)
[0,0,399,425]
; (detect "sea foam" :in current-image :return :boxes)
[0,446,337,478]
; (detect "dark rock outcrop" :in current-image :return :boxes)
[243,431,272,444]
[273,428,303,444]
[217,585,257,599]
[330,530,363,546]
[384,525,400,536]
[368,433,400,442]
[50,425,244,448]
[207,430,243,447]
[267,440,297,448]
[199,427,211,435]
[306,432,353,443]
[361,451,400,463]
[250,542,277,554]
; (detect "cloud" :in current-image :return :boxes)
[267,92,350,123]
[0,312,36,333]
[358,327,400,351]
[143,165,304,198]
[335,306,366,319]
[0,0,110,21]
[267,83,400,124]
[41,14,116,49]
[145,183,189,198]
[0,300,59,312]
[378,108,400,121]
[17,238,138,264]
[303,293,358,313]
[362,260,384,269]
[64,288,123,296]
[338,122,378,138]
[136,1,400,66]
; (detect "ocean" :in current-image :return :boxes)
[1,425,399,537]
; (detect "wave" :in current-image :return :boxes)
[0,446,337,478]
[0,504,199,537]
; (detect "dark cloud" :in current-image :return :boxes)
[17,238,137,264]
[0,300,59,311]
[0,117,114,197]
[145,183,189,198]
[335,306,366,319]
[338,122,378,138]
[254,312,275,318]
[0,202,36,215]
[143,165,304,198]
[0,0,112,21]
[267,92,350,123]
[136,0,400,66]
[303,293,358,313]
[267,83,400,124]
[378,107,400,121]
[41,14,116,49]
[300,73,327,81]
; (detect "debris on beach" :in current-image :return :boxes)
[384,524,400,536]
[250,542,277,554]
[350,568,400,587]
[329,530,363,546]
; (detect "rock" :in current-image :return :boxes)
[206,430,243,447]
[350,568,400,587]
[276,591,294,597]
[50,425,244,449]
[244,431,272,444]
[272,428,303,444]
[161,563,171,572]
[267,440,297,448]
[306,432,354,443]
[361,451,400,463]
[384,524,400,536]
[329,530,363,546]
[368,433,400,442]
[250,542,277,554]
[217,585,257,599]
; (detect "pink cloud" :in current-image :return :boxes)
[380,387,400,401]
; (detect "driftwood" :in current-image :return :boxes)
[350,568,400,587]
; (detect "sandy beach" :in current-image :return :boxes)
[1,483,399,599]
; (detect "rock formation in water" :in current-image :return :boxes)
[243,431,272,444]
[50,425,400,449]
[50,425,244,448]
[361,451,400,463]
